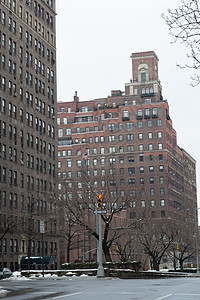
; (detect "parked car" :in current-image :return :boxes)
[0,268,12,279]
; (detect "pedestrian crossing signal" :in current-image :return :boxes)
[97,194,102,209]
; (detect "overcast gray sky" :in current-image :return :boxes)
[56,0,199,204]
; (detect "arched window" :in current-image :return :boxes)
[142,88,145,94]
[146,88,149,94]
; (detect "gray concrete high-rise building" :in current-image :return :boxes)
[0,0,58,271]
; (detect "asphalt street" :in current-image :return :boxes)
[1,276,200,300]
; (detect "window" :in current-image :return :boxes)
[127,134,134,141]
[109,146,115,153]
[123,110,129,119]
[152,107,158,116]
[140,178,144,184]
[138,133,143,140]
[58,129,63,137]
[141,72,146,82]
[127,122,133,129]
[140,167,144,173]
[147,120,152,127]
[159,165,164,172]
[120,168,124,175]
[137,109,142,117]
[139,155,143,162]
[150,188,155,196]
[109,157,116,165]
[139,144,143,151]
[100,136,104,143]
[108,123,115,132]
[108,135,115,142]
[118,179,124,186]
[77,160,82,167]
[138,121,142,128]
[128,156,134,164]
[119,146,123,153]
[141,200,145,207]
[149,177,154,184]
[128,167,135,175]
[157,131,162,138]
[160,199,165,207]
[127,145,134,152]
[101,158,105,166]
[148,144,153,151]
[128,178,135,185]
[93,159,97,166]
[67,161,72,168]
[157,120,162,127]
[149,155,153,161]
[149,166,154,172]
[151,200,155,207]
[118,135,123,141]
[148,132,153,139]
[158,143,163,150]
[160,188,165,195]
[66,128,71,135]
[159,176,164,184]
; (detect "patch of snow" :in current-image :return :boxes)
[0,289,9,298]
[7,276,30,281]
[12,271,21,277]
[80,274,89,277]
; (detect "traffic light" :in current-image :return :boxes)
[97,194,102,209]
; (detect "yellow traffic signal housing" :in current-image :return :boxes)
[97,194,102,209]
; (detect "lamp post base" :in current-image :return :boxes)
[97,266,104,277]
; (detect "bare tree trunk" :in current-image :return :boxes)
[102,241,112,262]
[67,241,71,263]
[180,259,184,271]
[152,258,160,271]
[27,239,31,270]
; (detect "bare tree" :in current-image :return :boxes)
[168,225,196,271]
[60,211,82,263]
[138,219,179,271]
[61,170,142,263]
[163,0,200,85]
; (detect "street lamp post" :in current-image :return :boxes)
[194,208,200,275]
[40,220,45,277]
[97,213,104,277]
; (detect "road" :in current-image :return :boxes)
[1,276,200,299]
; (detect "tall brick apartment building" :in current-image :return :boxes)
[57,51,197,265]
[0,0,59,270]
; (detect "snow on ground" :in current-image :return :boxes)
[6,271,30,281]
[0,288,9,298]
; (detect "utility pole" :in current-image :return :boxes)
[40,220,45,277]
[97,213,104,277]
[96,194,105,277]
[195,208,199,274]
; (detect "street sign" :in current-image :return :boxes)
[94,209,107,214]
[40,220,45,233]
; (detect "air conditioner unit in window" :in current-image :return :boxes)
[36,106,39,110]
[20,159,24,165]
[10,156,13,161]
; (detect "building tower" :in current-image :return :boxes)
[0,0,58,271]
